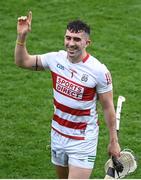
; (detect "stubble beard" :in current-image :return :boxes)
[66,46,82,62]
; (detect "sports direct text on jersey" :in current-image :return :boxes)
[56,76,84,100]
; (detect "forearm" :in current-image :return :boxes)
[99,91,120,157]
[104,106,121,157]
[15,11,44,71]
[99,92,118,142]
[15,34,31,67]
[104,106,118,143]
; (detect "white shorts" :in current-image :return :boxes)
[51,129,99,169]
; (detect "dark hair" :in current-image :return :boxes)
[67,20,90,35]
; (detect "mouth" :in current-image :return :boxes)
[67,47,78,54]
[67,50,76,57]
[68,49,75,53]
[65,45,81,59]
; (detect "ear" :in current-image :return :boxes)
[85,39,91,48]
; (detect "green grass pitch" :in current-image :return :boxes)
[0,0,141,178]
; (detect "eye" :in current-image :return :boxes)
[65,36,71,41]
[73,37,81,42]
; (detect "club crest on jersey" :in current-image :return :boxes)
[81,74,88,82]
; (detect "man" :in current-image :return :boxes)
[15,11,121,179]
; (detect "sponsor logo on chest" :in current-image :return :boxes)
[56,76,84,99]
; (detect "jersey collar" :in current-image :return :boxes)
[82,53,90,63]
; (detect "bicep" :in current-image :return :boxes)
[23,55,44,71]
[98,91,116,126]
[98,91,114,110]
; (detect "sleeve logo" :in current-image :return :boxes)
[105,72,112,85]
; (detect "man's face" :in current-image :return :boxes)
[64,30,90,61]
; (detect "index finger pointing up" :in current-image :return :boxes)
[27,11,32,23]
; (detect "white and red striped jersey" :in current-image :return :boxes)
[40,50,112,140]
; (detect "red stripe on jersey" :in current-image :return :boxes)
[54,98,90,116]
[53,114,87,130]
[82,53,90,63]
[51,71,96,101]
[52,126,85,140]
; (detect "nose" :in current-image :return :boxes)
[68,39,75,47]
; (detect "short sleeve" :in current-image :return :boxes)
[39,52,58,70]
[96,64,113,94]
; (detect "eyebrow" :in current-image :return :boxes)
[65,35,81,41]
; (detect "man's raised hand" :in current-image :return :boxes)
[17,11,32,36]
